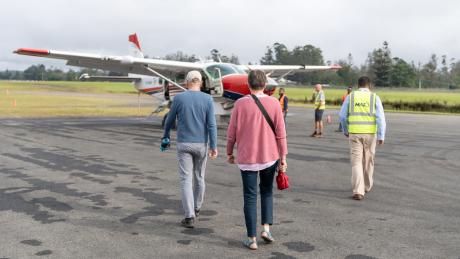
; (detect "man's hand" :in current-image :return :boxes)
[209,149,218,159]
[160,138,170,152]
[227,154,235,164]
[378,140,384,146]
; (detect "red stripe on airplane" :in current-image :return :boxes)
[14,48,50,56]
[140,87,162,92]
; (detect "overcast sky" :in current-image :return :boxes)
[1,0,459,70]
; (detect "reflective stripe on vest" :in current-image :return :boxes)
[348,91,377,134]
[315,90,325,110]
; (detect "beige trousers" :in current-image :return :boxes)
[349,134,377,195]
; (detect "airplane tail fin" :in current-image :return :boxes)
[129,33,144,58]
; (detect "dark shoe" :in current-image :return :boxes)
[315,133,323,138]
[261,231,275,244]
[195,209,200,217]
[352,194,364,200]
[181,218,194,228]
[310,132,317,137]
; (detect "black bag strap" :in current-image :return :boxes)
[251,94,276,135]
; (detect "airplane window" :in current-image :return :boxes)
[205,64,244,79]
[232,65,246,74]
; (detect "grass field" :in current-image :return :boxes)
[284,86,460,113]
[0,81,152,118]
[1,80,459,117]
[0,81,136,94]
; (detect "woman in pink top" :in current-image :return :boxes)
[227,70,288,250]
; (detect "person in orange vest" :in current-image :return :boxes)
[337,86,353,132]
[278,88,288,123]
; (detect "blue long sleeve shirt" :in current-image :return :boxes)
[339,88,386,140]
[163,91,217,149]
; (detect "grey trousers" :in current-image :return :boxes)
[176,143,208,218]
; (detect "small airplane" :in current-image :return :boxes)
[14,34,341,125]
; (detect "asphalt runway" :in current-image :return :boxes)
[0,107,459,259]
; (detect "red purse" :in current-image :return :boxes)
[276,169,289,190]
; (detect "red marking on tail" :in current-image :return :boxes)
[129,33,142,51]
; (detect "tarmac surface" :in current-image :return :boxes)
[0,107,459,259]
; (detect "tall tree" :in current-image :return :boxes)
[260,46,275,65]
[390,57,417,87]
[370,41,392,87]
[421,54,438,87]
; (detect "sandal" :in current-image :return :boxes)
[261,231,275,243]
[242,239,258,250]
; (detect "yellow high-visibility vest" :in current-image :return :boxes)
[348,90,377,134]
[314,90,325,110]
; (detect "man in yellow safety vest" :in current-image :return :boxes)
[339,76,386,201]
[310,84,326,138]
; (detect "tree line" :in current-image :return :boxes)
[2,42,459,89]
[261,41,460,89]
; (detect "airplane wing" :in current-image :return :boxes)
[239,64,341,78]
[14,48,205,77]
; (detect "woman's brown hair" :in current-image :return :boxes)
[248,70,267,90]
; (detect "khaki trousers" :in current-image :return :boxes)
[349,134,377,195]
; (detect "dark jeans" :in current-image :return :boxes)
[240,161,278,237]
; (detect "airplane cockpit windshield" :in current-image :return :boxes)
[205,64,246,79]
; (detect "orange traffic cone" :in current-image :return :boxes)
[12,99,17,108]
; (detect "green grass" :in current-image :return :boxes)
[0,81,136,94]
[0,93,153,118]
[284,86,460,113]
[285,87,460,105]
[1,81,459,115]
[0,81,154,118]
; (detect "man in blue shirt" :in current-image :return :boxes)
[162,70,218,228]
[339,76,386,201]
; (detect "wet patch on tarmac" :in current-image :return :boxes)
[2,145,140,178]
[177,239,192,245]
[280,220,295,224]
[226,240,241,248]
[181,228,214,236]
[283,241,315,253]
[70,172,112,185]
[31,197,73,212]
[35,250,53,256]
[269,252,298,259]
[20,239,42,246]
[115,187,181,223]
[199,210,218,216]
[0,187,66,224]
[0,168,109,223]
[293,198,311,204]
[345,255,378,259]
[198,218,211,222]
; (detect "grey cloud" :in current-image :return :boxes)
[1,0,460,70]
